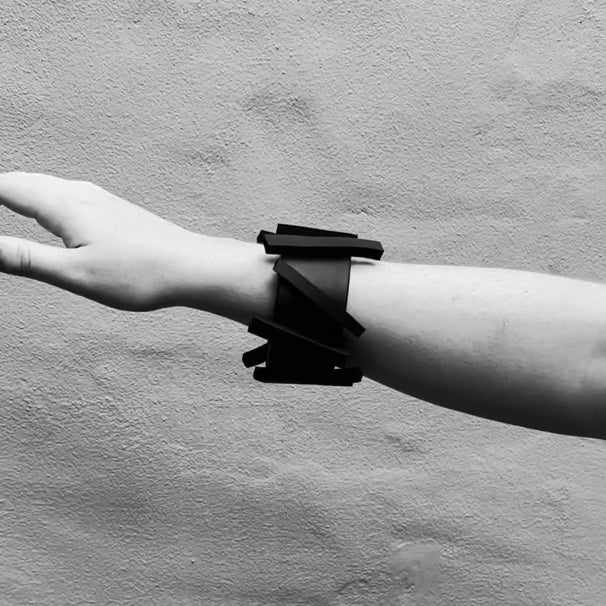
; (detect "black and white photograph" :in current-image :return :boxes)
[1,1,605,604]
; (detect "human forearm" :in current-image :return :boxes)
[5,172,600,439]
[177,232,606,439]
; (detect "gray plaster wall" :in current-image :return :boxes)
[1,1,605,604]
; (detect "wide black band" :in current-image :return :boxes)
[242,223,384,386]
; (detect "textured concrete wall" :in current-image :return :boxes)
[2,1,606,604]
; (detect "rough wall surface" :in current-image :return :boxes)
[2,1,606,604]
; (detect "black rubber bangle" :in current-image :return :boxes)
[243,223,383,386]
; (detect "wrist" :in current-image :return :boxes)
[173,230,279,326]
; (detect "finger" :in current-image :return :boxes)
[0,172,80,239]
[0,172,70,218]
[0,235,83,293]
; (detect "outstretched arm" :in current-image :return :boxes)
[1,172,605,440]
[178,234,606,440]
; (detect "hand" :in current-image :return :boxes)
[0,171,199,312]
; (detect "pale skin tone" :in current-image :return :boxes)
[1,171,605,439]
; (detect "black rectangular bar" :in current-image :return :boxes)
[242,343,269,368]
[259,233,384,260]
[253,366,363,386]
[276,223,358,238]
[247,316,349,366]
[265,324,341,371]
[256,229,274,244]
[257,225,358,243]
[273,258,365,337]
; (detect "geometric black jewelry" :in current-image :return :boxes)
[243,223,384,386]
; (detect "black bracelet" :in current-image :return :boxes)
[242,223,384,386]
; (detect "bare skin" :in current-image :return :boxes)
[1,171,606,439]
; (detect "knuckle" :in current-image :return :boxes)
[0,245,8,273]
[1,239,32,276]
[66,181,99,207]
[77,179,99,192]
[75,180,103,202]
[14,242,32,276]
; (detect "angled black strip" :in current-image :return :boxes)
[242,343,269,368]
[276,224,358,238]
[273,258,365,337]
[256,229,274,244]
[247,316,349,366]
[253,366,363,386]
[259,233,384,260]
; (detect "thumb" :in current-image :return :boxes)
[0,236,81,291]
